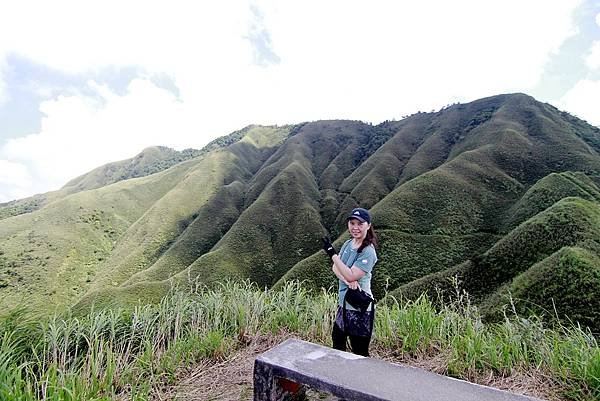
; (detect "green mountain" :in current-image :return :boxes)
[0,127,254,221]
[1,93,600,332]
[0,146,201,221]
[61,146,201,193]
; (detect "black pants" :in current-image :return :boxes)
[332,322,371,357]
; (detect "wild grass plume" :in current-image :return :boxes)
[0,281,598,400]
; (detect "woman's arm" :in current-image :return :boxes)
[332,263,349,284]
[332,264,361,289]
[332,254,366,282]
[324,238,363,285]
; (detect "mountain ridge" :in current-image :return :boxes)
[2,93,600,332]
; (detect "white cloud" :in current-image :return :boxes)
[0,159,32,202]
[0,1,582,122]
[587,41,600,70]
[596,12,600,27]
[260,0,582,118]
[0,0,586,200]
[558,79,600,127]
[1,78,195,199]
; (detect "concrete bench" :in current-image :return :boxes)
[253,338,543,401]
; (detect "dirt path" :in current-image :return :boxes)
[163,334,292,401]
[165,336,562,401]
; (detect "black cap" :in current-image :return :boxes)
[347,208,371,224]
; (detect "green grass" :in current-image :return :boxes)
[0,195,47,221]
[4,94,600,332]
[481,246,600,331]
[334,115,433,229]
[396,196,600,333]
[123,180,246,285]
[0,145,207,222]
[61,146,203,194]
[0,126,289,312]
[1,281,598,400]
[85,128,288,293]
[0,157,194,311]
[371,143,523,236]
[173,159,325,288]
[467,197,600,303]
[504,171,600,232]
[61,124,276,196]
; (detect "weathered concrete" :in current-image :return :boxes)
[253,338,545,401]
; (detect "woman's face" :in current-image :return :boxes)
[348,218,370,240]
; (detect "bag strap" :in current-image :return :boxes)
[342,243,358,328]
[341,241,372,305]
[341,240,376,325]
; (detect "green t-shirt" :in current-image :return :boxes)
[337,239,377,310]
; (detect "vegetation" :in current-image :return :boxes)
[481,246,600,331]
[396,196,600,333]
[0,158,193,310]
[1,282,598,400]
[0,196,46,220]
[503,171,600,231]
[0,125,263,221]
[61,124,270,195]
[82,125,291,295]
[2,93,600,337]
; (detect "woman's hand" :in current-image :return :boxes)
[348,281,361,290]
[322,237,336,258]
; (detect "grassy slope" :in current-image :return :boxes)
[503,171,600,231]
[392,94,600,314]
[278,143,517,297]
[0,126,258,221]
[0,126,287,311]
[175,159,324,288]
[79,121,401,307]
[62,146,185,193]
[5,94,600,330]
[333,116,432,231]
[277,98,524,295]
[0,193,53,220]
[0,160,196,311]
[0,147,193,221]
[62,125,265,195]
[465,197,600,298]
[394,170,600,290]
[83,127,289,295]
[279,98,528,289]
[395,197,600,332]
[0,187,85,221]
[280,95,600,328]
[481,246,600,330]
[145,122,374,287]
[84,152,244,291]
[122,180,246,285]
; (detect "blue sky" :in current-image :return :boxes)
[0,0,599,202]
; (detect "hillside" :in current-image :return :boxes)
[397,196,600,323]
[0,126,256,220]
[61,146,201,193]
[0,147,194,221]
[1,93,600,332]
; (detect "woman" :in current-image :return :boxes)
[323,207,378,356]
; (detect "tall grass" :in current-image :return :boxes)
[0,281,598,400]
